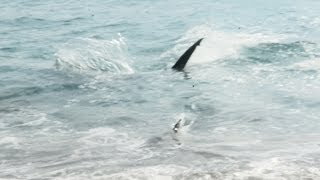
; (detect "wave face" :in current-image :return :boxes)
[1,0,320,179]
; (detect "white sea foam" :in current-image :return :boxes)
[228,157,320,180]
[76,127,144,153]
[51,165,191,180]
[291,58,320,71]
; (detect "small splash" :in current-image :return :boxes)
[172,113,195,134]
[55,35,134,74]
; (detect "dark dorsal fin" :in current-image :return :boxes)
[173,119,182,133]
[172,38,203,71]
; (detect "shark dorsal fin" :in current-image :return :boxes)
[172,38,203,71]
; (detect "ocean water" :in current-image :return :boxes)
[1,0,320,179]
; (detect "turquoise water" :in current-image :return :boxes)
[1,0,320,179]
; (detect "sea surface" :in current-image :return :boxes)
[1,0,320,179]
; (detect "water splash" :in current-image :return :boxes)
[163,24,286,66]
[55,35,134,74]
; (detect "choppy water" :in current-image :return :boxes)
[1,0,320,179]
